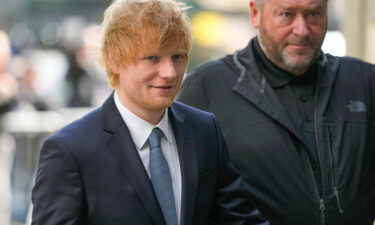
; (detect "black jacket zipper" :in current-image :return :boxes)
[327,126,344,214]
[305,157,326,225]
[314,69,326,225]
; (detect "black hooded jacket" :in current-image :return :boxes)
[177,38,375,225]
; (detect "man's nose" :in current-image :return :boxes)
[159,59,177,79]
[293,16,310,37]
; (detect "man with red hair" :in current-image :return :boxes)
[31,1,268,225]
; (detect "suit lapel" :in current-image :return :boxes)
[169,104,197,225]
[102,95,165,225]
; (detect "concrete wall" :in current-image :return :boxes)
[343,0,375,63]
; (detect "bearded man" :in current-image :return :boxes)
[178,0,375,224]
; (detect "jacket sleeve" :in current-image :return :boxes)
[31,137,83,225]
[208,117,269,225]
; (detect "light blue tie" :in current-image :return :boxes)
[148,128,178,225]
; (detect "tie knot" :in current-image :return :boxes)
[148,128,162,150]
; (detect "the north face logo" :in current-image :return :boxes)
[347,101,366,113]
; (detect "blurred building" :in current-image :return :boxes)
[0,0,374,225]
[342,0,375,63]
[0,0,374,67]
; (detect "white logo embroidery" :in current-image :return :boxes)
[347,101,366,113]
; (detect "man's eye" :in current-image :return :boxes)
[307,11,321,17]
[172,54,185,61]
[280,12,293,18]
[145,56,158,61]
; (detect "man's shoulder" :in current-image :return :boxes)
[325,54,375,86]
[185,56,235,80]
[171,102,220,134]
[171,101,219,128]
[48,107,104,145]
[324,54,375,96]
[326,54,375,72]
[172,101,214,119]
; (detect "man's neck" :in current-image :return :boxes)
[116,91,165,125]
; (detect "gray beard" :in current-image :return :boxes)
[278,47,318,75]
[257,33,321,76]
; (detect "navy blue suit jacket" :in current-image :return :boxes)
[31,94,268,225]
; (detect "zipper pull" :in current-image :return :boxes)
[334,187,344,214]
[319,199,326,212]
[260,77,266,94]
[319,199,326,225]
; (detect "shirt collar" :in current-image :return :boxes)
[114,92,173,149]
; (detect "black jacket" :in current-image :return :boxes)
[177,39,375,225]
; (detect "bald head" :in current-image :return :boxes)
[253,0,328,11]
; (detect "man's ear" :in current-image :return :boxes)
[249,0,261,29]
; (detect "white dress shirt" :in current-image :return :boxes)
[114,92,182,224]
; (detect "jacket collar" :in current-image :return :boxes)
[229,38,304,143]
[234,38,338,87]
[102,94,197,225]
[228,37,340,145]
[253,37,295,88]
[314,53,340,117]
[229,38,328,145]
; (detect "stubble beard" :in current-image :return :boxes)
[279,43,317,75]
[258,20,324,75]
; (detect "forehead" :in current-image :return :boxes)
[140,35,188,52]
[137,44,187,56]
[264,0,326,9]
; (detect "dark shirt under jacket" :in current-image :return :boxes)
[253,38,323,196]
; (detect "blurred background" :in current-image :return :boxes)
[0,0,374,224]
